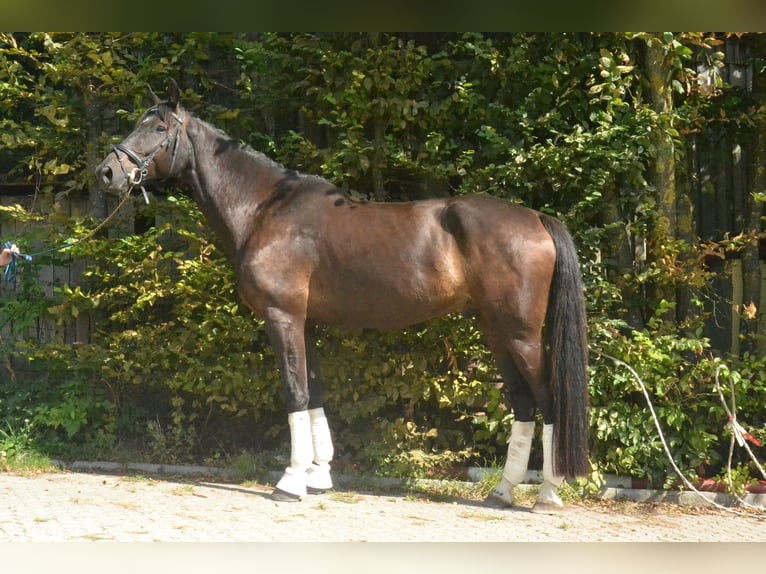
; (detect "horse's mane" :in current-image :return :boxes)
[189,111,332,189]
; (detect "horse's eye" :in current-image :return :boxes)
[156,124,167,133]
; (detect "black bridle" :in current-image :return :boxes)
[110,108,186,202]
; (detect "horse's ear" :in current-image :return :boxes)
[148,85,161,105]
[167,78,180,109]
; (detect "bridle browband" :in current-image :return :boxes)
[110,107,187,203]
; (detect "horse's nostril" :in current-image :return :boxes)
[101,166,113,185]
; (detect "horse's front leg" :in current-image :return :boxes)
[305,327,334,493]
[264,307,314,501]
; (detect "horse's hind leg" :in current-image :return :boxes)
[533,421,564,514]
[486,333,564,512]
[504,337,565,514]
[305,327,334,493]
[487,346,537,508]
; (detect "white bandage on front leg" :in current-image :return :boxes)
[533,423,564,513]
[489,420,535,507]
[306,407,334,492]
[275,410,313,498]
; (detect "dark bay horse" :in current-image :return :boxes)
[96,81,589,513]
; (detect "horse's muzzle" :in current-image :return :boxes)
[95,157,128,195]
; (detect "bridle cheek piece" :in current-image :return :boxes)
[111,109,186,203]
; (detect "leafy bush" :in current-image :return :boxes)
[588,314,766,487]
[317,316,504,476]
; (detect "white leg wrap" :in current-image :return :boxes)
[502,420,535,484]
[536,423,564,510]
[306,407,334,491]
[275,410,313,497]
[490,420,535,506]
[308,407,334,464]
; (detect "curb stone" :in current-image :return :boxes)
[597,486,766,509]
[466,467,766,509]
[61,460,234,478]
[55,460,766,510]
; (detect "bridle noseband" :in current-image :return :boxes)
[111,108,186,202]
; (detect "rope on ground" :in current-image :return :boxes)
[602,353,764,519]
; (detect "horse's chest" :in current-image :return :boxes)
[236,233,319,312]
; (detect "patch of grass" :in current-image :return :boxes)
[512,485,540,506]
[474,466,504,498]
[457,511,506,522]
[0,421,56,473]
[394,464,591,510]
[401,465,505,502]
[559,480,587,505]
[122,475,153,484]
[329,491,362,504]
[226,450,281,484]
[172,485,196,496]
[0,450,54,473]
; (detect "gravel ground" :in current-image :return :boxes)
[1,469,764,543]
[2,468,764,574]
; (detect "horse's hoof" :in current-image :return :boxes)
[271,488,302,502]
[306,486,328,495]
[484,491,514,509]
[530,500,563,515]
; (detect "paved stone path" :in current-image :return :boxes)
[1,470,765,542]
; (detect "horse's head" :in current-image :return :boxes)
[96,79,190,196]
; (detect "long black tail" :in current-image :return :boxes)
[539,214,590,478]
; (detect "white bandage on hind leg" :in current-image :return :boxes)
[503,420,535,484]
[275,410,313,497]
[308,407,334,463]
[491,420,535,504]
[306,407,334,491]
[537,423,564,507]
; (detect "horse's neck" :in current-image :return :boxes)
[183,117,278,261]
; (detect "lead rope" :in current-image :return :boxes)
[601,352,765,519]
[713,363,766,510]
[3,190,135,282]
